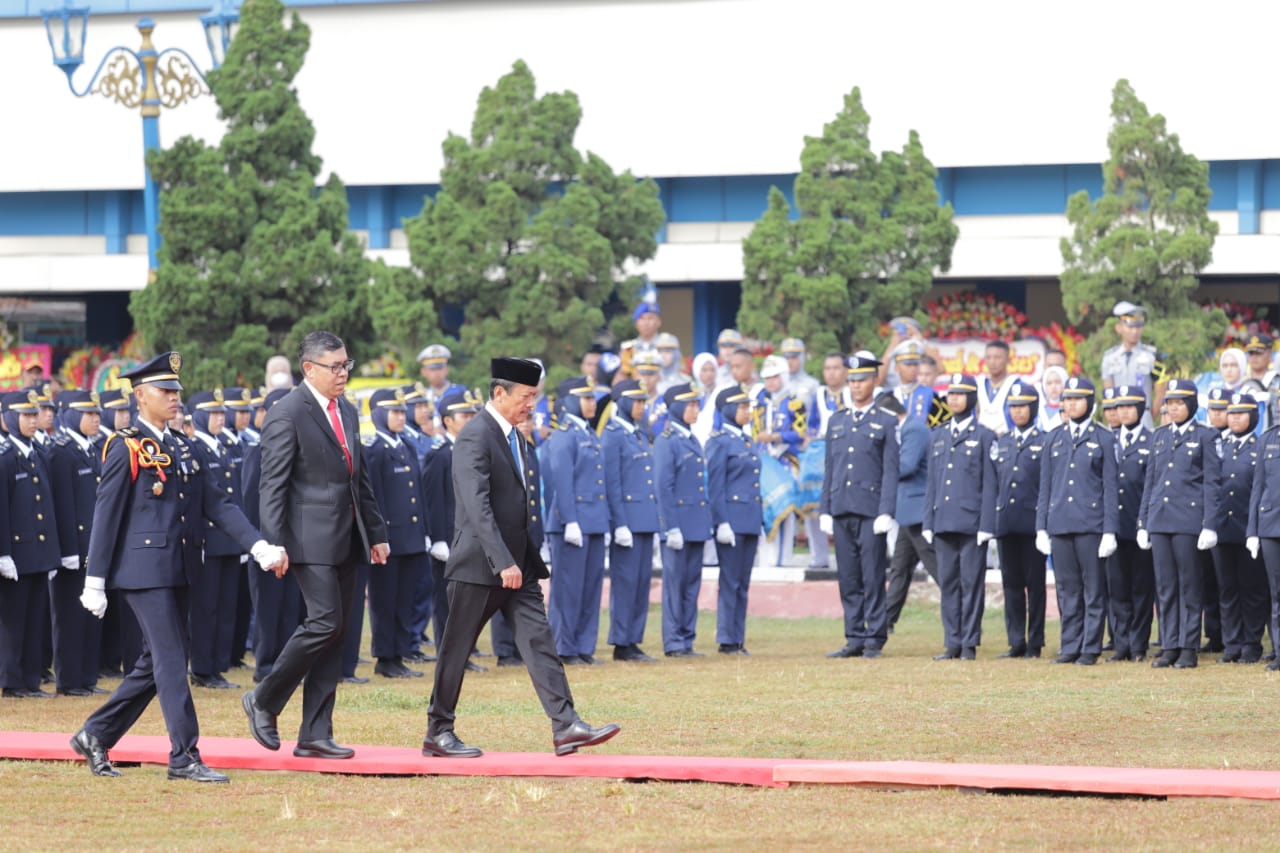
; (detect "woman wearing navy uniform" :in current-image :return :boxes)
[1213,393,1268,663]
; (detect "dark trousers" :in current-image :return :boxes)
[254,556,360,742]
[715,533,758,646]
[934,532,985,651]
[1203,558,1223,648]
[230,565,252,666]
[189,554,241,677]
[490,611,518,658]
[886,523,938,629]
[997,533,1045,653]
[661,541,704,653]
[99,589,143,676]
[1050,533,1106,656]
[247,564,304,683]
[341,563,370,677]
[409,549,436,653]
[0,573,49,690]
[50,567,101,690]
[430,557,450,648]
[1106,539,1155,655]
[833,514,888,650]
[548,533,606,658]
[1212,543,1269,658]
[427,579,577,738]
[1151,533,1204,652]
[369,552,428,660]
[608,534,654,647]
[1260,539,1280,656]
[85,586,200,768]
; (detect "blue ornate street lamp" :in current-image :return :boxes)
[40,2,239,279]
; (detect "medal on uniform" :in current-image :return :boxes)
[152,479,164,496]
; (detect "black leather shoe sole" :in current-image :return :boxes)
[167,762,229,783]
[242,692,280,751]
[70,731,121,777]
[421,737,483,759]
[293,741,355,759]
[554,723,620,756]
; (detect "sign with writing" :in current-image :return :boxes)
[90,358,141,394]
[925,338,1047,387]
[0,345,51,391]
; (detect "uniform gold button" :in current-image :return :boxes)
[36,513,42,520]
[38,534,45,541]
[412,516,418,523]
[408,481,414,487]
[531,515,538,522]
[144,539,151,545]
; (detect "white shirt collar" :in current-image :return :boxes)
[562,413,589,432]
[485,402,514,438]
[65,428,93,453]
[377,429,402,448]
[669,420,692,439]
[303,379,337,411]
[9,435,32,457]
[137,417,170,443]
[194,430,222,454]
[951,415,973,434]
[612,414,637,434]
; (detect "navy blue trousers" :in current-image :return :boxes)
[1212,543,1269,658]
[247,564,304,683]
[661,541,704,653]
[50,567,101,689]
[341,563,370,677]
[833,514,887,650]
[1150,533,1204,652]
[997,533,1046,653]
[1050,533,1106,656]
[548,533,606,658]
[1106,539,1155,656]
[715,534,758,646]
[934,532,986,651]
[369,552,428,660]
[608,534,654,647]
[189,553,241,677]
[0,572,49,690]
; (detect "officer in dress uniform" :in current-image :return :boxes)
[0,389,60,698]
[1101,302,1158,427]
[602,379,660,662]
[416,345,466,435]
[1137,378,1222,669]
[400,384,435,468]
[48,390,106,695]
[222,387,256,671]
[240,388,304,684]
[1247,405,1280,670]
[1199,388,1231,652]
[184,389,245,689]
[819,355,899,659]
[364,388,431,678]
[635,352,666,439]
[706,386,764,655]
[654,383,712,657]
[991,381,1047,659]
[891,341,936,423]
[1212,393,1268,663]
[922,374,997,660]
[545,376,610,665]
[1108,386,1156,661]
[1035,377,1118,666]
[71,353,284,782]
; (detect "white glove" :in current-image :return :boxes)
[873,514,893,535]
[716,522,736,547]
[425,536,432,552]
[240,554,250,565]
[250,540,283,570]
[819,514,834,536]
[564,522,583,548]
[80,576,107,619]
[1098,533,1117,559]
[0,556,16,581]
[1247,536,1260,560]
[1136,529,1151,551]
[1197,528,1218,551]
[666,528,685,551]
[921,529,933,545]
[1035,530,1052,556]
[604,531,612,548]
[614,526,634,548]
[976,531,993,546]
[60,556,80,571]
[48,570,57,581]
[430,541,450,562]
[539,542,552,564]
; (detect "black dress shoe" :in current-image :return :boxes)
[464,661,489,673]
[216,675,240,689]
[960,647,977,661]
[1075,654,1098,666]
[1241,650,1263,664]
[405,651,436,663]
[241,691,280,751]
[58,687,93,697]
[293,738,355,759]
[342,675,370,684]
[1218,651,1241,664]
[1265,651,1277,662]
[1106,652,1131,663]
[932,649,960,661]
[1051,654,1079,664]
[70,729,121,777]
[628,645,657,662]
[860,648,879,659]
[1200,642,1224,654]
[1151,651,1178,668]
[553,720,621,756]
[1132,653,1147,663]
[827,644,862,658]
[190,673,232,689]
[578,655,604,665]
[613,646,655,663]
[1174,649,1198,669]
[3,687,51,698]
[167,757,229,783]
[560,654,583,665]
[497,655,526,667]
[422,730,483,758]
[1267,659,1280,671]
[998,647,1026,659]
[1026,648,1042,658]
[375,659,413,679]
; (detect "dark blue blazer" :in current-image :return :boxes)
[706,425,764,535]
[0,441,60,574]
[653,423,712,542]
[991,426,1045,537]
[544,418,610,535]
[1139,422,1222,536]
[922,419,997,535]
[895,417,929,527]
[365,432,429,556]
[191,432,247,557]
[821,407,898,520]
[1218,432,1259,544]
[422,439,456,549]
[1036,421,1118,536]
[50,432,101,561]
[1115,427,1153,541]
[601,419,660,534]
[1249,426,1280,539]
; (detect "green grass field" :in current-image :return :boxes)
[2,601,1278,851]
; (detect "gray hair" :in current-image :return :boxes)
[299,331,345,366]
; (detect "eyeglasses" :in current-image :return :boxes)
[307,358,355,376]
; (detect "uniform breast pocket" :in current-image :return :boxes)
[128,532,167,549]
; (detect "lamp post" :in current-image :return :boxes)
[40,2,239,279]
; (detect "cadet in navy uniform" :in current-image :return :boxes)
[706,386,764,655]
[820,355,899,659]
[364,388,431,678]
[399,383,438,663]
[240,388,304,683]
[48,390,106,695]
[1199,388,1229,653]
[1035,377,1118,665]
[223,387,257,671]
[922,374,997,660]
[185,389,245,689]
[545,376,610,664]
[1137,378,1223,669]
[1108,386,1156,661]
[602,379,660,662]
[654,384,712,656]
[991,381,1047,659]
[0,390,60,698]
[422,389,486,672]
[71,353,284,782]
[882,395,938,631]
[1212,393,1268,663]
[1248,408,1280,670]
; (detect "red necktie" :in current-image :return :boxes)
[327,397,352,475]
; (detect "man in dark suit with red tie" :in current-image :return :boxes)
[243,331,390,760]
[421,357,619,758]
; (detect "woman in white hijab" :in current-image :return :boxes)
[691,351,721,444]
[1218,347,1248,392]
[1037,365,1068,432]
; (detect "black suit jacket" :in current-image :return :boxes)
[446,408,548,586]
[257,385,387,565]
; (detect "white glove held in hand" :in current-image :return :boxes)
[666,529,685,551]
[1098,533,1117,559]
[976,531,993,546]
[1247,536,1260,560]
[564,522,583,548]
[1196,528,1218,551]
[819,514,834,536]
[873,515,893,535]
[0,556,16,581]
[1035,530,1052,556]
[614,526,634,548]
[716,523,736,547]
[80,576,107,619]
[430,541,450,562]
[60,556,80,571]
[250,540,282,570]
[921,529,933,545]
[1136,529,1151,551]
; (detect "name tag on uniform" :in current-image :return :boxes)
[77,467,93,475]
[397,465,412,473]
[14,472,26,480]
[869,422,883,430]
[1187,442,1199,449]
[1138,448,1149,455]
[1029,445,1042,452]
[1086,442,1099,449]
[964,440,979,448]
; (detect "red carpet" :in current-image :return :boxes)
[7,729,1279,798]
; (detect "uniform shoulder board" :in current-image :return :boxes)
[117,426,140,438]
[0,438,12,457]
[660,426,678,439]
[708,429,724,439]
[360,434,376,447]
[54,432,74,446]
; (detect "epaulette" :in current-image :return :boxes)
[360,434,376,447]
[708,429,724,440]
[54,432,74,447]
[118,426,140,438]
[0,437,12,457]
[660,426,678,439]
